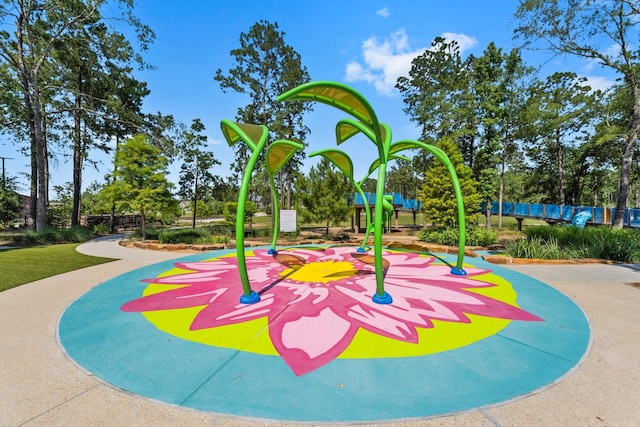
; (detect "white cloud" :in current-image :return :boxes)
[440,32,478,52]
[376,7,390,18]
[208,136,223,145]
[345,29,478,96]
[580,75,616,92]
[345,29,425,96]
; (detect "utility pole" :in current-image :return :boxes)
[0,156,13,189]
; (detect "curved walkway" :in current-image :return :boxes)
[1,236,639,426]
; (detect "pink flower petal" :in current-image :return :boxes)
[270,307,358,376]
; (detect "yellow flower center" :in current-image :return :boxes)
[283,260,358,284]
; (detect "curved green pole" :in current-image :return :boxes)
[219,120,269,303]
[355,183,372,252]
[393,140,467,275]
[268,172,280,252]
[236,147,265,301]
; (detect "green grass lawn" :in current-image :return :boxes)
[0,244,117,292]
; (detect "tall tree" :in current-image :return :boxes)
[214,20,312,210]
[0,0,153,230]
[100,134,176,240]
[515,0,640,227]
[397,37,470,148]
[177,119,221,228]
[54,20,151,227]
[523,72,599,205]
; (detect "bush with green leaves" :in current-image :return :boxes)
[418,226,498,247]
[155,228,232,245]
[12,227,93,246]
[508,225,640,263]
[505,237,582,260]
[159,228,210,244]
[131,227,160,240]
[92,223,109,235]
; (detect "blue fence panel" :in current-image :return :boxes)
[545,204,561,219]
[515,203,529,216]
[391,193,403,205]
[502,202,515,215]
[592,207,604,224]
[629,208,640,228]
[403,199,421,210]
[562,206,575,221]
[529,204,543,217]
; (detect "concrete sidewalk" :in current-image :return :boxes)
[1,237,639,426]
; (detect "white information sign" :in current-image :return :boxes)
[280,209,297,232]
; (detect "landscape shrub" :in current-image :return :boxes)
[418,226,498,247]
[513,225,640,262]
[11,227,93,246]
[159,228,210,244]
[505,236,580,260]
[131,227,160,240]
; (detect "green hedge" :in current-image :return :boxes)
[418,226,498,247]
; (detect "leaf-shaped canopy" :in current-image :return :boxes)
[335,119,392,147]
[265,140,304,177]
[389,140,422,155]
[278,81,380,130]
[309,148,354,180]
[219,120,268,152]
[335,119,373,146]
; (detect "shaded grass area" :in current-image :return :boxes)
[0,244,116,292]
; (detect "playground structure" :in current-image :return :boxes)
[220,81,468,306]
[351,192,422,232]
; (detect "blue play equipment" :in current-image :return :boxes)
[571,211,592,228]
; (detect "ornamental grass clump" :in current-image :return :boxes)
[511,225,640,262]
[505,236,580,260]
[12,227,93,246]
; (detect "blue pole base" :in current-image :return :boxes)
[356,246,368,253]
[240,291,260,304]
[450,266,467,276]
[267,248,278,255]
[372,291,393,304]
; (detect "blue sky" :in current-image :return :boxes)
[0,0,617,196]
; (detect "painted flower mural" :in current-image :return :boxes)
[122,247,541,376]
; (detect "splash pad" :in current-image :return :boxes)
[59,245,590,423]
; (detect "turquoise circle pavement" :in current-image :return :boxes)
[59,248,591,423]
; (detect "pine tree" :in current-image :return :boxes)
[419,138,480,227]
[296,158,352,235]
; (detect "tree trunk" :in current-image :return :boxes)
[192,167,198,229]
[556,128,565,206]
[498,154,505,228]
[32,79,47,231]
[140,207,146,240]
[71,72,83,227]
[613,87,640,227]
